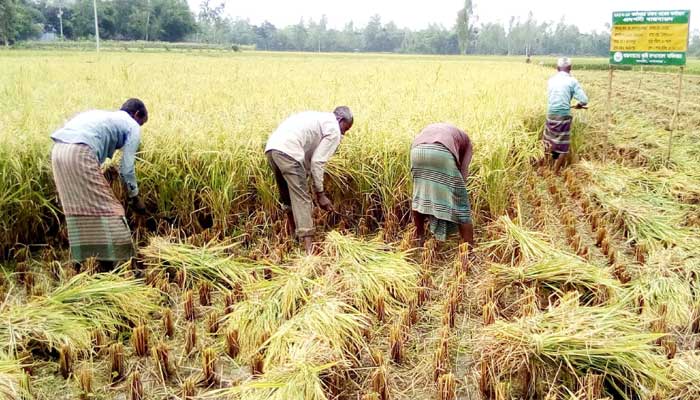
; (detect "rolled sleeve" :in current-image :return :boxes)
[120,126,141,198]
[310,120,341,193]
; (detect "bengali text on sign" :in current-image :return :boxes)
[610,10,690,66]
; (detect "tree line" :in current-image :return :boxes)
[2,0,700,57]
[0,0,196,44]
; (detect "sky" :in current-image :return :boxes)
[187,0,699,33]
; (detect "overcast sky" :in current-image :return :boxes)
[187,0,698,33]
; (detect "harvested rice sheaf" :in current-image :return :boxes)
[0,354,25,400]
[0,272,159,355]
[488,256,621,303]
[484,216,559,263]
[322,231,420,318]
[475,293,678,398]
[141,237,259,290]
[629,271,695,330]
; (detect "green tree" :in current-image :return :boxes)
[0,0,19,45]
[337,21,361,51]
[0,0,44,44]
[150,0,195,41]
[364,14,382,51]
[254,20,275,50]
[290,18,307,50]
[475,22,507,54]
[455,0,472,54]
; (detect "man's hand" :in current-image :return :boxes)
[103,165,119,184]
[316,191,334,212]
[130,195,147,215]
[574,103,588,109]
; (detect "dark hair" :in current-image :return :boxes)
[120,98,148,119]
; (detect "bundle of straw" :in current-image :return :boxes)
[0,272,159,353]
[227,266,319,357]
[323,231,419,317]
[263,296,368,367]
[483,215,559,263]
[628,272,694,329]
[206,340,341,400]
[488,256,621,302]
[668,352,700,400]
[141,237,260,290]
[588,181,690,251]
[0,354,22,400]
[475,293,671,398]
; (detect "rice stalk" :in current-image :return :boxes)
[129,371,143,400]
[76,366,92,400]
[200,347,218,387]
[199,281,212,307]
[185,323,197,355]
[132,325,149,357]
[225,329,240,359]
[58,343,73,379]
[152,341,174,383]
[389,320,404,364]
[184,290,196,321]
[437,373,456,400]
[109,343,125,383]
[163,308,174,339]
[182,377,197,399]
[207,311,221,334]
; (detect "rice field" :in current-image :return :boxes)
[0,50,699,399]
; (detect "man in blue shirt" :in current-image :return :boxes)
[543,57,588,174]
[50,98,148,269]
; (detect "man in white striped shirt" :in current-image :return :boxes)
[265,106,354,254]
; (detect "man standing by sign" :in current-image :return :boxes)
[543,57,588,174]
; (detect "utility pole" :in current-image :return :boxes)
[93,0,100,51]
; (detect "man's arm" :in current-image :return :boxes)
[120,126,141,198]
[572,79,589,106]
[309,134,341,194]
[459,137,473,181]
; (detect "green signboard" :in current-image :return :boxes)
[610,10,690,66]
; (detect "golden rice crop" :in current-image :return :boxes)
[0,51,549,250]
